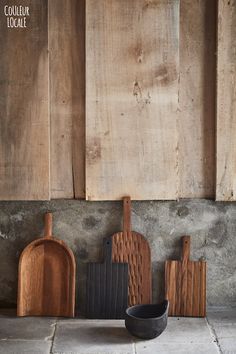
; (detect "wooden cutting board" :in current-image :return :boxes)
[165,236,206,317]
[17,212,76,317]
[87,237,128,319]
[111,196,152,306]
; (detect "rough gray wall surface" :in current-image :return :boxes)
[0,199,235,314]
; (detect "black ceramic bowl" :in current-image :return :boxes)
[125,300,169,340]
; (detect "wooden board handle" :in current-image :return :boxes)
[103,238,112,264]
[123,196,131,233]
[44,212,53,238]
[182,236,190,262]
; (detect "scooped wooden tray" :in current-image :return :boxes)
[17,213,76,317]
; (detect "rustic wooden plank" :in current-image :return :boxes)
[165,260,176,316]
[199,261,206,317]
[216,0,236,200]
[175,261,182,315]
[86,0,179,200]
[186,261,194,316]
[49,0,85,199]
[192,262,200,317]
[180,237,189,315]
[178,0,216,198]
[0,0,49,200]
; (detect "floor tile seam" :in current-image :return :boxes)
[50,320,58,354]
[205,316,223,354]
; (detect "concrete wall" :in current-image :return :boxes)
[0,199,235,313]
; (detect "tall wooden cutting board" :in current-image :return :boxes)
[165,236,206,317]
[111,197,151,306]
[87,237,128,319]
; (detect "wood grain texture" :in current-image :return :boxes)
[216,0,236,200]
[178,0,216,198]
[86,0,179,200]
[87,237,128,319]
[0,0,49,200]
[165,236,206,317]
[17,213,76,317]
[49,0,85,199]
[111,197,152,306]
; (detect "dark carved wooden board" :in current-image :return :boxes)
[165,236,206,317]
[111,197,152,306]
[87,237,128,319]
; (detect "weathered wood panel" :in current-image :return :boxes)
[49,0,85,198]
[86,0,179,200]
[0,0,49,200]
[216,0,236,201]
[178,0,216,198]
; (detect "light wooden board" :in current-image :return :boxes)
[0,0,49,200]
[49,0,85,199]
[178,0,216,198]
[86,0,179,200]
[216,0,236,201]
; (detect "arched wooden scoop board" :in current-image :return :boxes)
[111,197,152,306]
[17,213,76,317]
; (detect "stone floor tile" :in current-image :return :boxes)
[218,337,236,354]
[208,310,236,339]
[154,317,215,344]
[53,320,134,354]
[0,340,51,354]
[0,317,56,340]
[135,341,219,354]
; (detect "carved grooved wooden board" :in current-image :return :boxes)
[165,236,206,317]
[17,213,76,317]
[111,197,152,306]
[86,0,179,200]
[112,231,151,306]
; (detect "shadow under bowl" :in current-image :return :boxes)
[125,300,169,340]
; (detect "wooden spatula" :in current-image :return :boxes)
[110,196,152,306]
[165,236,206,317]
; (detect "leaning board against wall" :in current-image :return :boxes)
[86,0,180,200]
[0,0,50,200]
[216,0,236,201]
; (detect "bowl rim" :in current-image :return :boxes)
[125,300,169,321]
